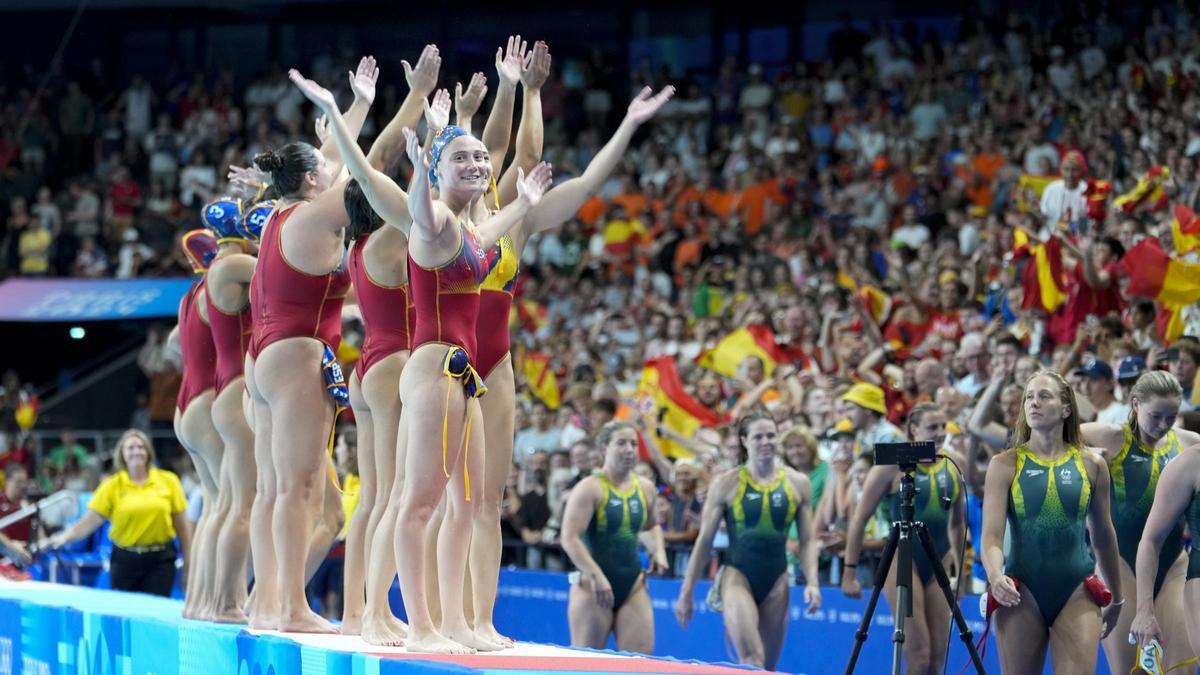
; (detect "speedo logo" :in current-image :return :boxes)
[1024,469,1045,477]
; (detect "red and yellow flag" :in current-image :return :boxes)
[1016,173,1058,212]
[521,351,560,410]
[1114,165,1170,214]
[1122,239,1200,343]
[1172,204,1200,256]
[695,324,789,378]
[513,298,548,334]
[602,217,647,256]
[1013,230,1069,313]
[637,357,727,458]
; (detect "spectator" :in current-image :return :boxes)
[514,401,564,466]
[841,383,904,458]
[65,180,101,241]
[115,228,154,279]
[954,333,991,397]
[58,82,96,177]
[1080,359,1125,424]
[1168,340,1200,412]
[0,463,42,546]
[47,428,89,470]
[43,429,191,597]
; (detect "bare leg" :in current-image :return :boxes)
[1186,579,1200,657]
[360,354,408,646]
[392,347,474,654]
[1048,585,1102,675]
[178,394,224,620]
[757,574,790,671]
[258,340,336,634]
[568,579,614,649]
[993,582,1049,675]
[718,567,766,667]
[470,357,516,647]
[438,400,501,651]
[613,576,654,655]
[1100,559,1138,675]
[425,497,446,627]
[1156,556,1195,667]
[921,575,952,675]
[341,370,374,636]
[209,380,256,624]
[245,353,280,630]
[878,552,935,674]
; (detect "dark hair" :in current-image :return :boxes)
[595,420,636,450]
[253,142,319,198]
[736,411,775,464]
[344,179,383,240]
[590,398,618,417]
[4,462,27,478]
[996,334,1022,352]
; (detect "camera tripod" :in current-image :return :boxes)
[843,467,986,675]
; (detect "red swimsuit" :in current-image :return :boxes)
[408,223,493,363]
[176,280,217,411]
[476,235,520,377]
[348,234,415,377]
[205,264,253,395]
[249,204,351,359]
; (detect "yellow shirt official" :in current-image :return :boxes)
[88,468,187,548]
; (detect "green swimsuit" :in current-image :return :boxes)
[1110,426,1184,595]
[888,457,960,584]
[1187,487,1200,580]
[586,473,647,610]
[723,467,798,604]
[1006,445,1095,627]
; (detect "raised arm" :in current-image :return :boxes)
[289,67,416,229]
[840,465,895,598]
[320,56,379,175]
[674,470,735,628]
[481,35,526,171]
[474,162,553,248]
[367,45,441,171]
[523,85,675,234]
[967,368,1010,449]
[1085,454,1123,638]
[453,72,488,133]
[401,127,449,241]
[497,40,550,208]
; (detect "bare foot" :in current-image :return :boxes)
[247,608,279,631]
[209,605,249,625]
[474,623,515,649]
[277,607,338,634]
[360,613,404,647]
[442,625,505,652]
[387,616,409,639]
[404,629,476,655]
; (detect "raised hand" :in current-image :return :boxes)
[402,128,428,173]
[516,162,553,207]
[402,44,441,97]
[289,68,337,113]
[349,55,380,105]
[314,114,330,145]
[496,35,528,87]
[624,85,676,126]
[455,73,488,122]
[228,164,269,190]
[521,41,552,91]
[424,89,451,132]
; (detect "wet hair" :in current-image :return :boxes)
[595,420,636,450]
[344,179,384,240]
[736,411,776,464]
[253,142,319,198]
[1012,370,1083,448]
[1128,370,1183,438]
[906,402,942,439]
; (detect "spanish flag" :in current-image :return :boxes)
[637,357,727,458]
[1114,165,1171,214]
[602,217,647,256]
[1085,179,1113,222]
[1013,230,1069,313]
[513,298,548,334]
[521,350,560,410]
[1122,238,1200,306]
[1016,173,1058,212]
[695,324,790,378]
[1172,204,1200,256]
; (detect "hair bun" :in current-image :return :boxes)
[254,150,283,173]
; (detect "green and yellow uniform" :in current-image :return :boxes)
[88,468,187,548]
[888,457,960,584]
[1006,445,1094,627]
[1187,489,1200,581]
[1110,426,1183,595]
[586,473,647,610]
[724,467,798,604]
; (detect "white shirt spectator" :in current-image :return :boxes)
[1039,179,1088,228]
[1048,60,1078,94]
[1097,401,1128,425]
[892,222,931,249]
[909,101,948,141]
[1079,46,1107,80]
[514,428,564,466]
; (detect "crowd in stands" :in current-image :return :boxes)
[5,7,1200,609]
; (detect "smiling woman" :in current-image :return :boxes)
[42,429,191,598]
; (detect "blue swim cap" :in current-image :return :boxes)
[202,197,244,243]
[237,200,276,243]
[428,125,470,188]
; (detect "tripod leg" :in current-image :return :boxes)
[915,524,987,675]
[893,523,913,675]
[844,525,900,675]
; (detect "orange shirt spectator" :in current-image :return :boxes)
[612,191,648,220]
[972,151,1005,182]
[576,195,606,226]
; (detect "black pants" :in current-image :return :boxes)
[110,543,177,597]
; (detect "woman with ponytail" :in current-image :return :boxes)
[675,412,821,670]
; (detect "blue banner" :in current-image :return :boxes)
[0,278,197,321]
